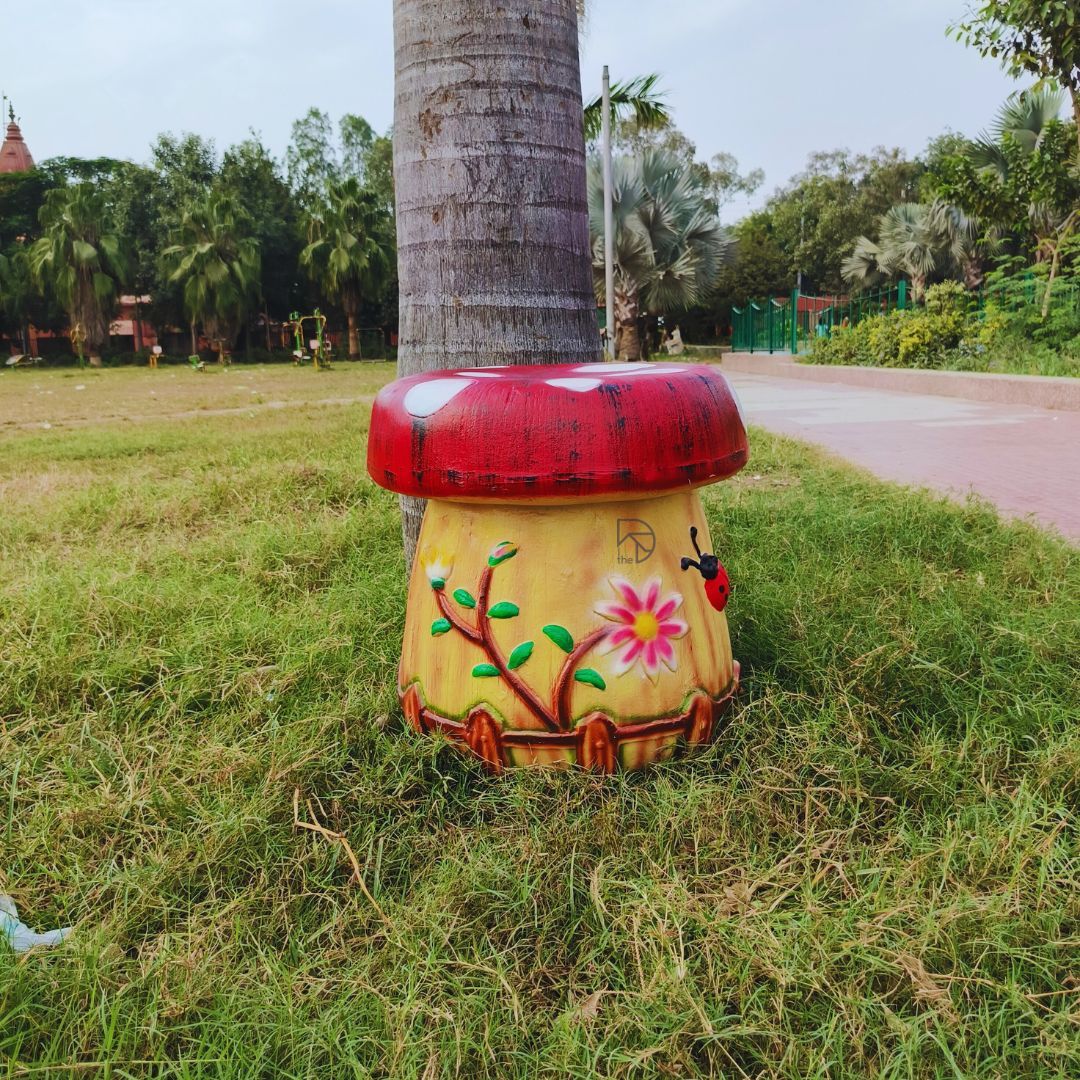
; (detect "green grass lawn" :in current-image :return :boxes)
[1,367,1078,1077]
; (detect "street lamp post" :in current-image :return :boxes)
[601,66,615,360]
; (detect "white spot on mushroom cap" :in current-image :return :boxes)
[723,375,748,429]
[573,363,689,377]
[456,371,502,378]
[404,378,473,417]
[546,377,602,392]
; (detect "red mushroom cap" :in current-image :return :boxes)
[367,362,749,501]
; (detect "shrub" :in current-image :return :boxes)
[809,273,1080,376]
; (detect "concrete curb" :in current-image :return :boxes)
[718,352,1080,412]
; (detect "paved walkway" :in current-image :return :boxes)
[725,371,1080,542]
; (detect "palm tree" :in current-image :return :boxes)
[967,86,1075,308]
[582,74,670,142]
[392,0,600,563]
[842,201,982,299]
[841,236,887,292]
[967,86,1068,178]
[164,191,261,361]
[587,150,731,359]
[29,184,130,367]
[301,179,392,359]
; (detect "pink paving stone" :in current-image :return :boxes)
[725,371,1080,543]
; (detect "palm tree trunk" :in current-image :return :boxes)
[393,0,600,566]
[347,312,362,360]
[190,322,197,355]
[613,283,640,360]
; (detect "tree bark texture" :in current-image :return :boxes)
[393,0,601,566]
[347,313,362,360]
[613,280,640,360]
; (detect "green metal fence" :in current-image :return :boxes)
[730,297,792,353]
[731,273,1080,356]
[814,282,909,333]
[731,283,911,355]
[976,274,1080,316]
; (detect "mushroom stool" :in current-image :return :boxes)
[367,362,749,772]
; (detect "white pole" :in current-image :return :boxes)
[601,65,615,360]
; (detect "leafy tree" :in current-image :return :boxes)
[301,179,393,359]
[150,133,218,223]
[0,247,35,352]
[610,116,763,213]
[29,184,131,366]
[164,191,261,360]
[767,148,925,294]
[340,115,377,182]
[587,150,731,359]
[0,170,51,249]
[713,211,792,306]
[287,109,392,211]
[220,135,302,334]
[136,133,221,333]
[287,108,337,207]
[362,132,395,215]
[928,92,1079,273]
[952,1,1080,154]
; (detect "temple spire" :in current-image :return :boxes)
[0,102,34,174]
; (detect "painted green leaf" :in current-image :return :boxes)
[430,618,452,636]
[543,624,574,654]
[574,668,606,691]
[472,663,500,678]
[508,641,534,670]
[453,588,477,609]
[487,601,520,620]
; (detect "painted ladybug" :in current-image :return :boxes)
[680,526,731,612]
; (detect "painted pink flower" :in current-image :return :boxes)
[595,577,688,681]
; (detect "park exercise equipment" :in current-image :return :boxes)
[149,345,163,369]
[70,323,86,369]
[288,310,331,369]
[367,362,749,772]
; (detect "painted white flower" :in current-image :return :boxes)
[421,549,454,589]
[595,576,688,681]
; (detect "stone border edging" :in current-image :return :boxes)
[719,352,1080,412]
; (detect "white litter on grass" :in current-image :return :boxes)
[1,895,70,953]
[75,385,86,391]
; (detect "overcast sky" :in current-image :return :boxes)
[6,0,1023,220]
